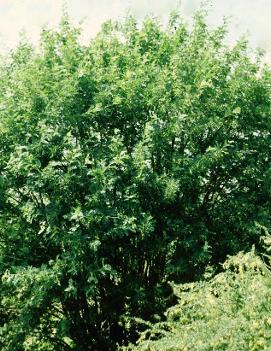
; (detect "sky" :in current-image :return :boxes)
[0,0,270,61]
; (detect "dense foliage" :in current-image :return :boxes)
[0,9,270,350]
[124,250,271,351]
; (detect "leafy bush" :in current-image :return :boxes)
[124,250,271,351]
[0,8,270,350]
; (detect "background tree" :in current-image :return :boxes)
[0,9,270,350]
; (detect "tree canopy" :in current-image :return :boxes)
[0,9,270,351]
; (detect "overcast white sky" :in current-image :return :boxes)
[0,0,270,61]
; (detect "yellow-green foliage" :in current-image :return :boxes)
[124,250,271,351]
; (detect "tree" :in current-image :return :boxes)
[0,10,270,350]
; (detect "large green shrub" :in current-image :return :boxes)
[0,9,270,350]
